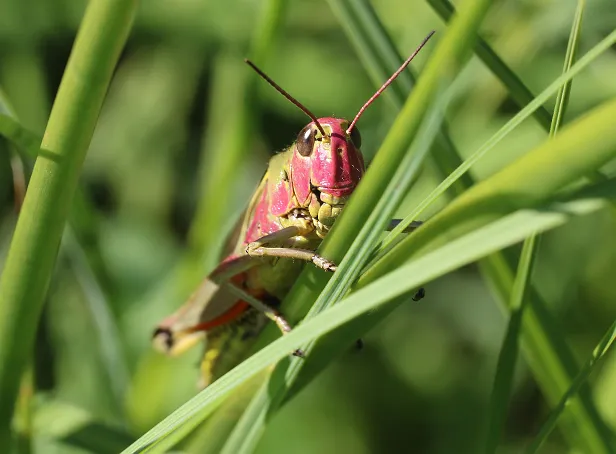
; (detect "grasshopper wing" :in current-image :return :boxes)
[152,171,269,356]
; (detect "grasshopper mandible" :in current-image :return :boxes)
[153,31,435,386]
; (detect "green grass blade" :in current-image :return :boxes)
[0,0,137,445]
[484,235,539,453]
[122,177,615,453]
[427,0,553,130]
[362,98,616,453]
[382,27,616,246]
[362,97,616,291]
[328,1,611,450]
[526,320,616,453]
[0,87,129,417]
[549,0,585,138]
[484,3,585,451]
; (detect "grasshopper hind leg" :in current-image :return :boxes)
[199,307,268,387]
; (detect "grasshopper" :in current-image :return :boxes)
[153,31,434,386]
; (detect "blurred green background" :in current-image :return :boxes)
[1,0,616,452]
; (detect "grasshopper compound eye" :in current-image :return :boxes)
[297,125,316,156]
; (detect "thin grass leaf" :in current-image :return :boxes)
[62,229,130,407]
[484,3,585,450]
[427,0,552,131]
[122,176,616,454]
[427,0,608,182]
[0,0,137,444]
[526,320,616,453]
[484,235,539,453]
[382,27,616,246]
[549,0,585,138]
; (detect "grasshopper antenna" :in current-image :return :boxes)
[245,59,327,137]
[346,30,436,135]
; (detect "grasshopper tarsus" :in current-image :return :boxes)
[312,255,337,272]
[293,348,306,358]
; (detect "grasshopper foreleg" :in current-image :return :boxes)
[245,226,336,272]
[247,246,336,272]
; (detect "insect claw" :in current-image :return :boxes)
[312,255,337,272]
[293,348,306,358]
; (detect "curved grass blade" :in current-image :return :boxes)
[382,28,616,246]
[0,0,137,444]
[121,178,616,453]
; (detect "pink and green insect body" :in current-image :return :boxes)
[153,32,434,386]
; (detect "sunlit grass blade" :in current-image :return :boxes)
[0,0,137,445]
[121,176,616,453]
[382,27,616,246]
[526,320,616,453]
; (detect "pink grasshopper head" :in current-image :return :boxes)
[245,30,434,217]
[289,117,365,207]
